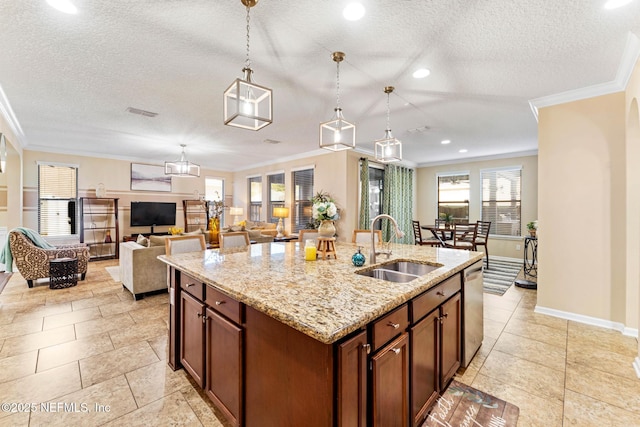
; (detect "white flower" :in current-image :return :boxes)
[326,202,337,218]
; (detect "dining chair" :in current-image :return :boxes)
[298,229,319,244]
[165,235,207,255]
[411,220,440,246]
[219,231,250,249]
[473,221,491,268]
[352,229,382,244]
[443,223,477,250]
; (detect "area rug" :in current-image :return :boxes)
[105,266,121,282]
[483,259,522,296]
[423,380,519,427]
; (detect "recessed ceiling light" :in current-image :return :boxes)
[46,0,78,14]
[441,139,451,145]
[343,3,365,21]
[459,149,468,153]
[412,68,431,79]
[603,0,634,9]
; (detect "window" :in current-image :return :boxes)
[205,177,225,225]
[481,167,522,236]
[39,163,78,236]
[292,168,314,232]
[248,176,262,221]
[369,167,384,229]
[267,173,285,223]
[437,173,470,223]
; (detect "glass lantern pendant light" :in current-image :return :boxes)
[319,51,356,151]
[374,86,402,163]
[165,144,201,177]
[223,0,273,131]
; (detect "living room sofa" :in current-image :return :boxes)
[119,236,170,300]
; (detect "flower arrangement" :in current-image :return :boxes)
[526,220,538,231]
[238,220,247,229]
[209,191,226,219]
[169,226,183,235]
[311,191,339,222]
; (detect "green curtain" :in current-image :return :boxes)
[359,158,370,229]
[381,164,413,244]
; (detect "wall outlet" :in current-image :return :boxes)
[515,244,521,250]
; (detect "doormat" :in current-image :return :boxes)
[423,380,519,427]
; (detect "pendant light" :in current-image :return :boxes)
[374,86,402,163]
[165,144,200,178]
[223,0,273,131]
[320,51,356,151]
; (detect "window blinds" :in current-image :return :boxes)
[481,168,522,237]
[292,168,314,232]
[39,164,78,236]
[267,173,285,223]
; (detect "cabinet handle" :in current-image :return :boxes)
[215,301,225,306]
[436,291,445,297]
[187,283,195,287]
[387,321,400,329]
[196,312,203,318]
[362,343,371,355]
[391,348,400,355]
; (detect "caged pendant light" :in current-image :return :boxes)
[165,144,201,178]
[223,0,273,131]
[374,86,402,163]
[319,51,356,151]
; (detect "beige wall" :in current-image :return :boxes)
[415,155,538,260]
[22,150,233,239]
[0,116,23,231]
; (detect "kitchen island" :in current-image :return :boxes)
[159,241,483,427]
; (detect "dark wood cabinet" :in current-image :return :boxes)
[410,310,440,426]
[206,308,243,427]
[180,291,205,387]
[371,333,409,427]
[439,292,461,389]
[337,330,368,427]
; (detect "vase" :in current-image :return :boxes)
[209,217,220,244]
[318,220,336,238]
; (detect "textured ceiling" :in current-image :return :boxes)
[1,0,639,171]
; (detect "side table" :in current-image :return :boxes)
[515,236,537,289]
[49,257,78,289]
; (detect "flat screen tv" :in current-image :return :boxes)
[130,201,176,233]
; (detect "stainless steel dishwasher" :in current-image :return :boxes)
[462,260,484,367]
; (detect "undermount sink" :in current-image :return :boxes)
[356,261,441,283]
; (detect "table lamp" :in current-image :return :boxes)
[229,207,244,225]
[273,207,290,238]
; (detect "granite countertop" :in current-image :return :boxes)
[158,242,483,345]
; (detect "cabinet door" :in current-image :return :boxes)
[180,292,205,387]
[371,333,409,427]
[205,308,243,427]
[440,293,461,389]
[410,310,440,427]
[337,330,368,427]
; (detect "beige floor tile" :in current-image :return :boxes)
[483,305,513,323]
[0,317,43,341]
[108,317,168,349]
[478,349,565,402]
[493,331,566,372]
[147,334,168,361]
[504,317,568,349]
[37,331,115,372]
[71,293,121,311]
[180,386,226,427]
[565,361,640,415]
[102,390,203,426]
[563,389,640,426]
[568,321,637,357]
[128,303,169,324]
[513,307,569,331]
[87,282,130,297]
[44,289,96,305]
[0,310,16,326]
[0,350,37,383]
[28,375,138,427]
[126,360,194,407]
[42,306,102,330]
[98,299,151,317]
[0,325,76,358]
[483,293,520,312]
[0,362,81,406]
[74,312,135,339]
[456,335,497,384]
[11,302,72,324]
[79,341,160,387]
[471,372,563,427]
[567,339,639,381]
[0,411,30,425]
[483,317,507,340]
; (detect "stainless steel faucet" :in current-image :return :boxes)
[370,214,405,264]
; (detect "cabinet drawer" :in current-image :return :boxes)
[412,273,461,323]
[180,272,204,301]
[371,304,408,352]
[206,287,243,324]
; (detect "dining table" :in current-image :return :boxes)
[420,224,455,246]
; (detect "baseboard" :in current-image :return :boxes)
[633,357,640,379]
[534,305,639,339]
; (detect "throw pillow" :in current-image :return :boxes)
[149,235,169,247]
[136,234,149,247]
[247,229,263,239]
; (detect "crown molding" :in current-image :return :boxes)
[0,84,25,147]
[529,31,640,121]
[416,149,538,168]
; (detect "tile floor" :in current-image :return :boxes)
[0,260,638,426]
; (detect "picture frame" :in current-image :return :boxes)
[130,163,172,192]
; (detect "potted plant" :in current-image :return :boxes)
[527,220,538,237]
[439,212,454,229]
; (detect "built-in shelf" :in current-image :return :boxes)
[80,198,119,260]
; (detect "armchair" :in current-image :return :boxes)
[8,230,89,288]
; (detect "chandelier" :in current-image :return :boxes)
[165,144,200,178]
